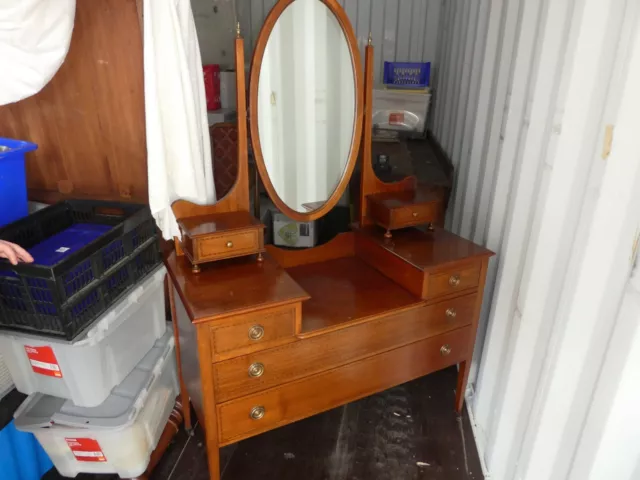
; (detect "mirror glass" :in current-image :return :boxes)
[257,0,356,213]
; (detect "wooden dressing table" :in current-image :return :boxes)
[166,2,493,478]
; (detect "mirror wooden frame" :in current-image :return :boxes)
[249,0,364,222]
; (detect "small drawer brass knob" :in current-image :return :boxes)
[440,344,452,356]
[449,274,461,287]
[445,308,457,319]
[226,241,233,248]
[412,212,418,217]
[249,406,265,420]
[248,362,265,378]
[248,324,265,341]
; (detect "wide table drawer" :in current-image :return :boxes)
[217,326,471,445]
[213,294,476,402]
[210,303,300,362]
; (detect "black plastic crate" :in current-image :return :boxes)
[0,200,162,340]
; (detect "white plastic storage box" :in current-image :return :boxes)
[0,266,167,407]
[372,87,431,135]
[14,328,178,478]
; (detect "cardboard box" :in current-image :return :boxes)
[273,213,318,248]
[207,108,237,126]
[220,71,237,109]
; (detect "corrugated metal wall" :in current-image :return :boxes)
[432,0,640,479]
[236,0,443,83]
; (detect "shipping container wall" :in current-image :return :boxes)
[431,0,640,479]
[194,0,444,83]
[429,0,512,398]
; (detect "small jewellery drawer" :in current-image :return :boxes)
[216,327,471,445]
[213,294,476,402]
[198,229,261,261]
[210,303,300,361]
[365,186,445,234]
[427,263,481,299]
[390,202,442,229]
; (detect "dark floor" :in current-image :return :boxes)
[43,366,482,480]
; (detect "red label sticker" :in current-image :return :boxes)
[24,346,62,378]
[65,438,107,463]
[389,112,405,125]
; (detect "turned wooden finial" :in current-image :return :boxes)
[236,21,241,38]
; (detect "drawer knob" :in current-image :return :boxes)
[440,344,452,356]
[226,241,233,248]
[445,308,457,319]
[248,362,265,378]
[449,274,461,287]
[248,324,265,341]
[412,212,418,217]
[250,406,265,420]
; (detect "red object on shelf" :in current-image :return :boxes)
[203,64,221,111]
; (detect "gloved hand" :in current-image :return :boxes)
[0,240,33,265]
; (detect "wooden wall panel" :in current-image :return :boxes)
[0,0,147,204]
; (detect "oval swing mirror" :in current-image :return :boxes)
[250,0,363,221]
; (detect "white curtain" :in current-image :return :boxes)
[0,0,75,106]
[144,0,215,240]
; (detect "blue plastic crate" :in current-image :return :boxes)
[383,61,431,88]
[0,138,37,228]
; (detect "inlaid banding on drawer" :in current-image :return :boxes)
[198,229,260,260]
[217,327,471,445]
[390,201,441,228]
[426,263,481,299]
[213,294,476,402]
[210,303,300,362]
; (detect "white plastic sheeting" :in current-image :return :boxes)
[0,0,76,106]
[145,0,215,240]
[431,0,640,479]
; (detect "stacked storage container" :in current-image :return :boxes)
[14,330,178,477]
[372,61,432,138]
[0,200,179,478]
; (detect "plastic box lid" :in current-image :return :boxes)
[14,328,174,431]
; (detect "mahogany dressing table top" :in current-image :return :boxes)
[285,255,422,335]
[166,227,493,332]
[355,226,493,272]
[165,251,309,323]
